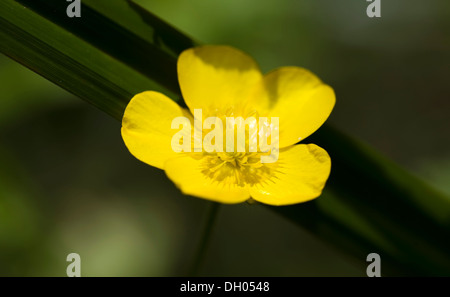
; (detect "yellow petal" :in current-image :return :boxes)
[165,155,250,203]
[261,67,335,148]
[121,91,192,170]
[250,144,331,206]
[177,45,263,117]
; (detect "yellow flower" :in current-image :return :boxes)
[121,45,335,206]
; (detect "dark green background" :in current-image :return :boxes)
[0,0,448,276]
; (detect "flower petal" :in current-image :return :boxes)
[177,45,263,116]
[261,67,335,147]
[165,155,250,203]
[121,91,192,170]
[250,144,331,206]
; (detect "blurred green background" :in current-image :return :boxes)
[0,0,449,276]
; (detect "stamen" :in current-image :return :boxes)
[198,108,277,186]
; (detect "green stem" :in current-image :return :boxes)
[190,202,220,276]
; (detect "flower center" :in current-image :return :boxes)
[200,151,274,186]
[191,108,279,187]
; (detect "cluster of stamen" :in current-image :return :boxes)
[197,107,277,186]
